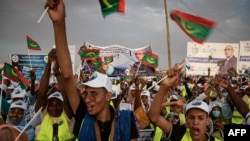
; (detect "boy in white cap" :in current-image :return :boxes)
[148,66,220,141]
[45,0,138,140]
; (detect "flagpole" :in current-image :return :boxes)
[135,61,142,77]
[28,49,32,69]
[15,107,43,141]
[0,71,4,114]
[164,0,172,69]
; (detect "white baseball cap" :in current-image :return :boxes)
[185,99,209,115]
[141,90,150,97]
[79,71,112,93]
[11,88,26,99]
[10,100,27,111]
[169,94,179,101]
[48,91,64,102]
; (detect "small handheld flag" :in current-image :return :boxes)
[141,51,158,68]
[26,35,41,51]
[104,55,113,64]
[227,67,237,77]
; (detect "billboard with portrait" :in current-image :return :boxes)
[186,42,239,76]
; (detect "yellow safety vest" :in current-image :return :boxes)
[35,112,74,141]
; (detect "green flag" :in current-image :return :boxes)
[90,57,103,71]
[104,55,113,64]
[217,60,225,66]
[141,51,158,68]
[79,48,100,61]
[228,67,237,77]
[27,35,41,51]
[124,76,133,82]
[3,62,19,82]
[208,55,212,61]
[170,10,216,44]
[99,0,125,18]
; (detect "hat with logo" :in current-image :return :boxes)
[48,91,64,102]
[11,88,26,99]
[185,99,209,115]
[10,100,27,111]
[79,71,112,93]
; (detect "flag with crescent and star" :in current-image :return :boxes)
[78,48,100,61]
[141,51,158,69]
[170,10,216,44]
[26,35,41,51]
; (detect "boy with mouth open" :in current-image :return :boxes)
[148,66,220,141]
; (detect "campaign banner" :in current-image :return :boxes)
[10,54,47,82]
[186,42,239,76]
[239,41,250,75]
[83,42,153,76]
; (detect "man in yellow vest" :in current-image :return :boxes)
[148,66,220,141]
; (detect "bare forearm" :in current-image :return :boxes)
[227,86,249,117]
[148,85,170,121]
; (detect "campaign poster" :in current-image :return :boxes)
[83,42,153,76]
[186,42,239,76]
[10,54,47,82]
[239,41,250,75]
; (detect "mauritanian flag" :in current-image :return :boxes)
[104,55,113,64]
[141,51,158,69]
[79,48,100,61]
[2,63,30,89]
[228,67,237,77]
[90,57,103,71]
[170,10,216,44]
[208,55,213,61]
[2,62,19,82]
[14,68,30,89]
[99,0,125,18]
[27,35,41,51]
[217,60,225,66]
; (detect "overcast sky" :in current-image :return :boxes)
[0,0,249,70]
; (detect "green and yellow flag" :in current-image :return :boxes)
[104,55,113,64]
[141,51,158,68]
[90,57,103,71]
[79,48,100,61]
[228,67,237,77]
[217,60,225,66]
[170,10,216,44]
[3,62,19,82]
[27,35,41,51]
[99,0,125,18]
[208,55,213,61]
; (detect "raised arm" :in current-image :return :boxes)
[148,65,182,133]
[35,49,55,112]
[213,77,250,117]
[52,57,74,119]
[46,0,80,114]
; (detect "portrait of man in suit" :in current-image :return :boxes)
[218,45,237,75]
[131,49,155,76]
